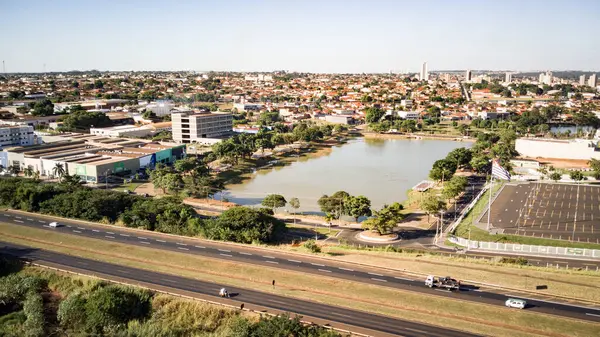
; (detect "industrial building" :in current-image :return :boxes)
[0,135,185,183]
[515,138,600,161]
[172,111,233,143]
[90,122,172,138]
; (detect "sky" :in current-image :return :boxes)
[1,0,599,73]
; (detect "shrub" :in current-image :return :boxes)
[22,292,45,337]
[303,240,321,253]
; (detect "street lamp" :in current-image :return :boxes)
[104,169,112,190]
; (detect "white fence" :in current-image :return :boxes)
[447,183,489,234]
[449,235,600,260]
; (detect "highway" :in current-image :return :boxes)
[2,210,600,323]
[0,241,477,337]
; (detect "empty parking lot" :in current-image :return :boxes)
[480,183,600,243]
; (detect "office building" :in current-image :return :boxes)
[505,72,512,83]
[0,125,36,148]
[465,70,472,82]
[539,71,552,85]
[172,111,233,143]
[579,74,586,86]
[588,74,597,87]
[420,62,429,81]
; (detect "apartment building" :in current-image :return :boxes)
[172,111,233,143]
[0,125,36,148]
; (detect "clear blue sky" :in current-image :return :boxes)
[1,0,599,73]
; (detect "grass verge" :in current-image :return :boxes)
[0,222,598,337]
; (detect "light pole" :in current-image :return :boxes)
[572,181,580,241]
[104,169,111,190]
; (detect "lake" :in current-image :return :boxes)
[218,138,471,213]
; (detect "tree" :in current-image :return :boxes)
[420,195,446,223]
[317,191,349,219]
[52,163,66,180]
[362,202,404,235]
[261,194,287,211]
[589,158,600,172]
[365,107,385,124]
[57,292,87,331]
[470,154,491,173]
[30,99,54,116]
[23,166,34,178]
[142,109,157,119]
[288,197,300,224]
[60,109,113,131]
[446,148,472,169]
[549,172,561,182]
[570,170,585,182]
[429,159,457,181]
[344,195,372,222]
[84,286,152,334]
[202,206,286,243]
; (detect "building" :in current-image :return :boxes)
[465,70,472,82]
[233,102,263,112]
[397,111,420,120]
[0,125,36,148]
[90,123,172,138]
[539,71,552,85]
[400,99,413,108]
[479,111,510,120]
[505,72,512,83]
[172,111,233,143]
[579,74,586,86]
[324,115,353,124]
[588,74,597,87]
[515,138,600,161]
[145,100,175,116]
[420,62,428,81]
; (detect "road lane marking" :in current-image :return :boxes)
[218,249,231,252]
[178,247,189,251]
[15,216,22,219]
[14,220,24,223]
[77,227,84,230]
[239,252,252,255]
[330,312,353,318]
[586,313,600,317]
[176,242,187,246]
[265,260,279,264]
[394,277,414,281]
[120,234,130,237]
[404,327,429,334]
[162,279,178,283]
[194,245,205,249]
[268,299,287,305]
[72,230,82,233]
[338,267,354,271]
[137,236,147,240]
[368,272,384,277]
[77,261,88,265]
[2,214,10,217]
[27,218,34,221]
[220,253,233,257]
[287,259,301,263]
[156,239,166,243]
[116,269,130,274]
[37,220,45,223]
[318,269,331,273]
[66,225,72,228]
[139,241,150,244]
[311,263,325,267]
[371,278,387,282]
[106,231,114,234]
[105,235,115,239]
[263,255,276,259]
[92,229,99,232]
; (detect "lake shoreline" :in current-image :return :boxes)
[361,131,476,142]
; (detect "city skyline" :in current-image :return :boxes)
[1,0,599,73]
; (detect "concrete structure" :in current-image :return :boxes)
[397,111,419,120]
[324,115,353,124]
[0,125,36,148]
[515,138,600,160]
[479,111,510,120]
[400,99,413,108]
[420,62,429,81]
[465,70,472,82]
[233,103,263,112]
[505,72,512,83]
[579,74,586,86]
[145,100,175,116]
[90,123,171,138]
[539,71,552,85]
[588,74,597,88]
[172,111,233,143]
[1,138,185,183]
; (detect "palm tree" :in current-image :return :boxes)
[33,171,40,181]
[52,163,66,180]
[23,166,33,177]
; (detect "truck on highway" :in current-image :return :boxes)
[425,275,461,291]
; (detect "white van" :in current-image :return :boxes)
[505,298,526,309]
[48,221,60,228]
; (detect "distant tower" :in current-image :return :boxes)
[420,62,429,81]
[2,60,5,75]
[579,74,586,86]
[465,69,472,82]
[505,72,512,83]
[589,74,597,87]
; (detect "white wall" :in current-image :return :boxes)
[516,138,600,160]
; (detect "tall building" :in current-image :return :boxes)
[579,74,586,86]
[465,70,472,82]
[420,62,428,81]
[588,74,597,87]
[0,125,36,149]
[444,73,451,82]
[505,72,512,83]
[172,111,233,143]
[539,71,552,85]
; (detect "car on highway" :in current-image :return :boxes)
[48,221,60,228]
[505,298,526,309]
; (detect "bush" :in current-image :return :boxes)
[57,292,87,331]
[0,274,46,306]
[499,257,529,266]
[85,285,152,334]
[303,239,321,253]
[201,206,286,244]
[22,292,45,337]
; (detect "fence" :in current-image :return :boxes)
[448,235,600,260]
[447,182,490,234]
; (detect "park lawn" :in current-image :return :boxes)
[112,182,144,193]
[287,224,340,237]
[0,222,597,337]
[453,183,600,250]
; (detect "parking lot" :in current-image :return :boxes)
[480,183,600,243]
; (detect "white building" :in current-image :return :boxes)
[588,74,597,88]
[400,99,413,108]
[539,71,552,85]
[465,70,472,82]
[90,123,171,138]
[233,103,263,112]
[420,62,429,81]
[579,74,586,86]
[172,112,233,143]
[145,100,176,116]
[324,115,353,124]
[505,72,512,83]
[516,138,600,160]
[0,125,36,148]
[397,111,420,120]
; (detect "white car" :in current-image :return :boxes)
[505,298,526,309]
[48,221,60,228]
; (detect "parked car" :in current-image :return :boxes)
[505,298,526,309]
[48,221,60,228]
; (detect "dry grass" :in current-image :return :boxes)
[1,222,599,337]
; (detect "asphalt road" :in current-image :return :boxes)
[0,241,476,337]
[2,210,600,323]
